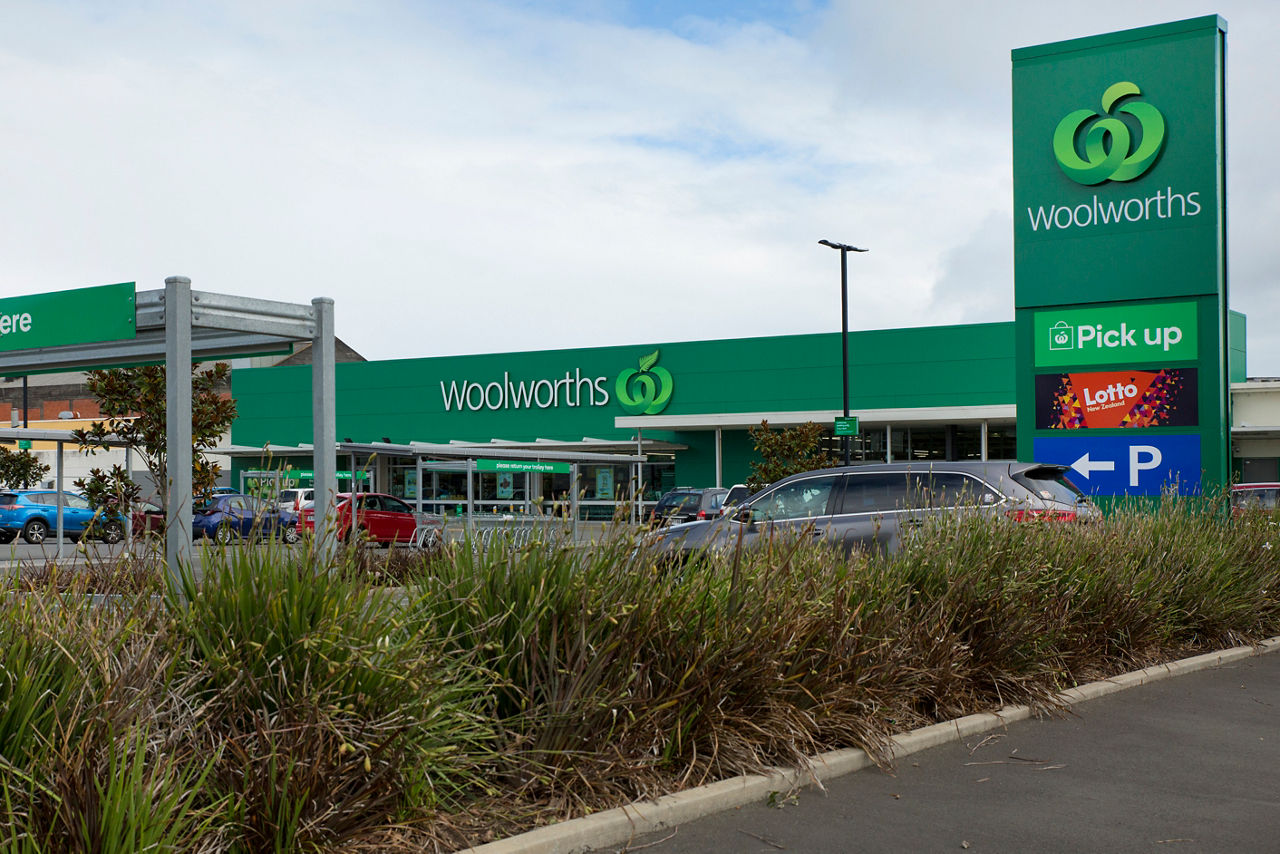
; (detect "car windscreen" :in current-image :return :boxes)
[1011,466,1085,504]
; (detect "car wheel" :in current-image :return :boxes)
[281,522,299,545]
[214,524,236,545]
[22,519,49,545]
[100,520,124,545]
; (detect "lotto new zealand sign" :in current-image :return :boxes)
[1013,17,1229,495]
[1035,368,1197,430]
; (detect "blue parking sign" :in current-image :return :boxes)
[1032,435,1202,496]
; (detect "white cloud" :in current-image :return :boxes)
[0,0,1277,373]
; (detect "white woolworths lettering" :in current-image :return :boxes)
[0,312,34,336]
[1130,445,1162,487]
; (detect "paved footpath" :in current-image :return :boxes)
[602,649,1280,854]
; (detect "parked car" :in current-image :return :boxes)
[0,490,125,545]
[131,500,166,535]
[278,487,315,514]
[719,484,751,515]
[193,494,299,544]
[644,461,1097,560]
[1230,482,1280,516]
[299,492,439,547]
[648,488,729,527]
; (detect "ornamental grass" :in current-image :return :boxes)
[1,494,1279,851]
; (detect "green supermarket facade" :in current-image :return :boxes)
[227,313,1254,519]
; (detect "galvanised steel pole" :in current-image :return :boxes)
[164,276,193,579]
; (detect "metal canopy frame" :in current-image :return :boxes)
[0,278,337,575]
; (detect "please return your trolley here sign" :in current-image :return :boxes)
[476,459,572,474]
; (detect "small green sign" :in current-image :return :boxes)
[17,440,31,450]
[0,282,136,352]
[1034,301,1197,367]
[477,458,571,474]
[834,416,860,436]
[289,469,369,480]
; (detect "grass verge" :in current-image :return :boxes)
[2,495,1278,850]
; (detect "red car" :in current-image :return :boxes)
[1230,483,1280,517]
[300,492,428,546]
[130,500,166,535]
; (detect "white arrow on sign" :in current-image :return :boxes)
[1070,452,1116,479]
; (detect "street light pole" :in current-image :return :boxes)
[818,240,868,466]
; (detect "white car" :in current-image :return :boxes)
[719,484,751,515]
[278,487,315,514]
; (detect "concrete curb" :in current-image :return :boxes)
[464,637,1280,854]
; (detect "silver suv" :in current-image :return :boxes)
[645,461,1097,558]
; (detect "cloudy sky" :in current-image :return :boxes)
[3,1,1278,373]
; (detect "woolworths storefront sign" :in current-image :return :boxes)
[1012,17,1229,495]
[438,349,676,416]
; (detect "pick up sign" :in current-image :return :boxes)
[1035,301,1197,368]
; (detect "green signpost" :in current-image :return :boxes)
[0,282,136,352]
[1013,16,1229,497]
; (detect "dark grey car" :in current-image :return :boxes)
[644,461,1096,558]
[648,487,730,527]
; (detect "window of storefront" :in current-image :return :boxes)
[823,424,1013,463]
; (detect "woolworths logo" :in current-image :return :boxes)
[1026,82,1198,234]
[615,350,674,415]
[1053,82,1166,185]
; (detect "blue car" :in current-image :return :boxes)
[193,494,299,544]
[0,490,125,545]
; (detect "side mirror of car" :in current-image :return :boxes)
[736,507,754,527]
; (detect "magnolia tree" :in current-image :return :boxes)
[73,364,238,517]
[0,446,50,489]
[745,420,838,492]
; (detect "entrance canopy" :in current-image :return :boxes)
[215,439,663,532]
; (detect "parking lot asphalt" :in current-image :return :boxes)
[600,647,1280,854]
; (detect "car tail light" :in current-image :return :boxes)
[1006,509,1077,522]
[696,509,707,519]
